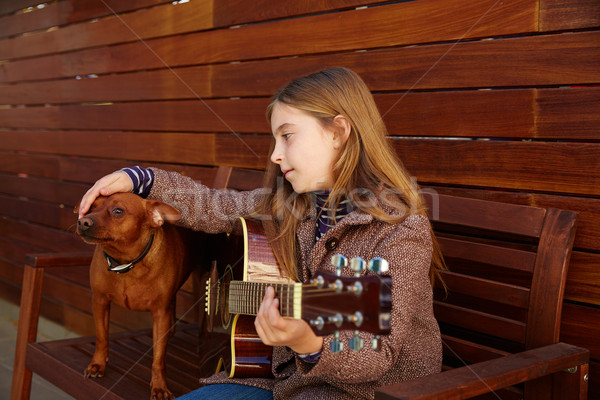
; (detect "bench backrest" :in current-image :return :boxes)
[426,194,577,369]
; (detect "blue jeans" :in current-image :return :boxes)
[176,383,273,400]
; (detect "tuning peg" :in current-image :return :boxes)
[347,311,364,327]
[371,335,382,351]
[331,254,348,276]
[349,330,364,351]
[311,274,325,289]
[328,313,343,328]
[349,257,366,277]
[310,316,324,331]
[330,331,344,353]
[368,257,389,274]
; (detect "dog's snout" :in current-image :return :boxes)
[78,216,94,232]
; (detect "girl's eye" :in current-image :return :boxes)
[282,133,292,140]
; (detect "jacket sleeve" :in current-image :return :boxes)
[148,167,267,233]
[297,214,440,383]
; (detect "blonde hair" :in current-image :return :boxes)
[255,67,445,285]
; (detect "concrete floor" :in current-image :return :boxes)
[0,298,76,400]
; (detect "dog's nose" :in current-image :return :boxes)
[78,216,94,232]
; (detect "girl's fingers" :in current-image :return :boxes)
[77,172,132,218]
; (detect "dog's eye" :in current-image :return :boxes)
[112,208,124,216]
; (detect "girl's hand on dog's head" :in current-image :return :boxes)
[76,171,133,218]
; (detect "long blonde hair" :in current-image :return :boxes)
[255,67,445,285]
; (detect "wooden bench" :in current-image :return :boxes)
[11,166,588,400]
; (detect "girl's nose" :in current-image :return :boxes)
[270,143,283,164]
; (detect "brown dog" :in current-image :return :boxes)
[77,192,197,400]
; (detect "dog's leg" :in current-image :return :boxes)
[150,308,174,400]
[85,294,111,378]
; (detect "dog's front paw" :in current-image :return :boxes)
[151,386,174,400]
[83,363,105,378]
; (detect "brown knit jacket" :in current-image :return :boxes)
[149,168,442,400]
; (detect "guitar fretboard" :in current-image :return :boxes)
[228,281,302,319]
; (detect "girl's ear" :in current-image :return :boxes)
[332,115,351,149]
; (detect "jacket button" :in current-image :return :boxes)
[325,237,338,251]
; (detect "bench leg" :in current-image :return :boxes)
[10,265,45,400]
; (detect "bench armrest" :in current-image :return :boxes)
[375,343,589,400]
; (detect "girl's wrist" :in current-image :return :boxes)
[291,335,323,355]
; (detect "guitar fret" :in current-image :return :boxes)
[228,281,300,318]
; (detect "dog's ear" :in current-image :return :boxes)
[148,201,182,227]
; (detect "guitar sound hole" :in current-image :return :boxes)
[220,265,233,329]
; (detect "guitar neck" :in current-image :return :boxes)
[228,281,302,319]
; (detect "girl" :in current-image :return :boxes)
[77,67,444,400]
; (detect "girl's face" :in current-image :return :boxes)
[270,103,341,193]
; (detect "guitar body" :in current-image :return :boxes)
[201,218,285,379]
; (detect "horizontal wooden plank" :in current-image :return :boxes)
[540,0,600,31]
[0,217,86,252]
[536,87,600,139]
[0,0,171,39]
[441,334,510,365]
[429,194,546,238]
[0,88,539,140]
[0,130,221,166]
[0,0,392,51]
[213,0,391,27]
[0,149,219,185]
[560,302,600,360]
[0,172,87,206]
[397,140,600,197]
[2,134,600,198]
[0,0,214,60]
[0,88,600,141]
[3,87,599,141]
[564,251,600,306]
[0,0,538,83]
[0,194,78,231]
[435,302,526,343]
[0,236,45,265]
[424,186,600,253]
[441,270,530,308]
[3,28,598,101]
[0,0,45,17]
[211,31,600,97]
[0,99,270,133]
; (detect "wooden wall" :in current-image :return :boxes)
[1,0,599,396]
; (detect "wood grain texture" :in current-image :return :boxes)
[0,0,171,39]
[0,0,214,60]
[540,0,600,31]
[0,0,538,83]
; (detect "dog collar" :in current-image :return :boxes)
[104,234,155,274]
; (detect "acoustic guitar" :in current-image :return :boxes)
[199,217,392,379]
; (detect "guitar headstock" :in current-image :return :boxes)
[301,255,392,353]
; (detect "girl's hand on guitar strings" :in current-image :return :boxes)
[255,286,323,355]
